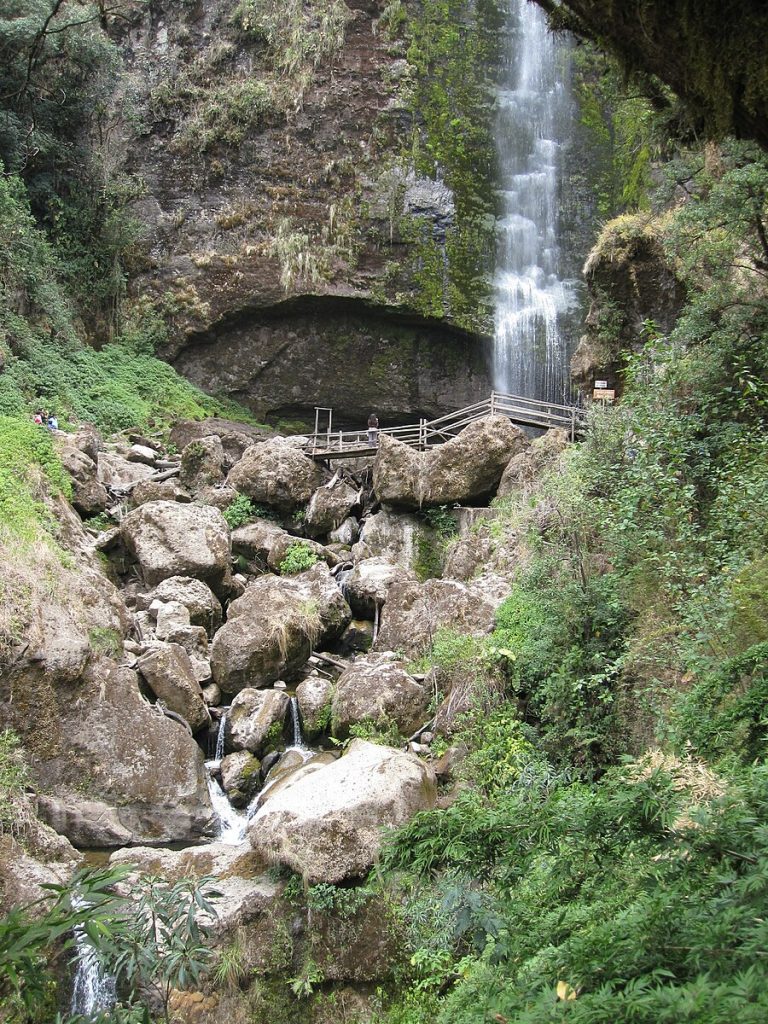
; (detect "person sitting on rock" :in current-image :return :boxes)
[367,412,379,446]
[47,413,58,431]
[33,410,43,425]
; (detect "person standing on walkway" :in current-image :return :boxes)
[367,412,379,446]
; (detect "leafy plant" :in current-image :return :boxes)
[278,541,319,575]
[222,493,257,529]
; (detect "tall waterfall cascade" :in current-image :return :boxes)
[493,0,579,403]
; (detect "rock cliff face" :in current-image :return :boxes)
[174,296,492,427]
[570,215,686,397]
[108,0,497,421]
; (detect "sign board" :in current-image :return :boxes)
[594,380,608,389]
[593,389,615,403]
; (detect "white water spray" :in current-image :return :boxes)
[205,711,248,844]
[70,900,116,1018]
[493,0,578,402]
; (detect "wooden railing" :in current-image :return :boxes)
[303,390,587,459]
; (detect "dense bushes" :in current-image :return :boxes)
[378,759,768,1024]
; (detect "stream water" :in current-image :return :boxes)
[493,0,578,403]
[70,899,116,1018]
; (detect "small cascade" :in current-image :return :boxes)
[289,696,303,748]
[334,565,354,601]
[493,0,579,402]
[205,769,248,845]
[70,901,116,1018]
[204,714,248,844]
[214,711,228,763]
[286,697,312,761]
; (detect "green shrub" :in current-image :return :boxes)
[222,493,257,529]
[278,542,319,575]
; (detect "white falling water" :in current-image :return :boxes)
[289,697,303,748]
[205,771,248,845]
[70,900,116,1018]
[205,712,248,844]
[493,0,578,403]
[214,710,228,762]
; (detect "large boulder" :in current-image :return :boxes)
[285,562,351,640]
[341,557,418,619]
[304,479,360,538]
[266,534,341,573]
[331,657,430,739]
[226,439,325,512]
[231,520,341,572]
[295,672,334,740]
[128,477,191,508]
[97,450,155,491]
[58,441,109,517]
[375,579,500,657]
[9,661,212,846]
[137,643,210,732]
[248,739,436,883]
[169,418,270,468]
[497,427,569,498]
[145,576,223,636]
[373,416,529,509]
[121,500,232,595]
[210,568,350,695]
[226,688,290,757]
[231,518,287,567]
[220,750,262,808]
[179,435,227,493]
[351,510,432,572]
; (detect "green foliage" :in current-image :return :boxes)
[393,0,502,331]
[459,706,538,795]
[0,333,252,436]
[0,730,29,837]
[234,0,349,78]
[175,77,278,154]
[671,642,768,766]
[380,760,768,1024]
[347,715,404,747]
[0,863,220,1024]
[0,415,70,541]
[212,933,249,991]
[288,958,324,999]
[412,507,457,582]
[304,882,370,919]
[88,627,122,659]
[222,493,257,529]
[278,541,320,575]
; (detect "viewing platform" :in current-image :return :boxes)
[303,391,587,461]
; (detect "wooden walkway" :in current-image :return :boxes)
[304,391,587,461]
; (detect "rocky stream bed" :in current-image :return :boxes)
[0,412,569,1021]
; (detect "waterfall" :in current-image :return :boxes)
[70,900,116,1018]
[289,696,306,750]
[334,566,354,600]
[204,713,248,844]
[214,711,228,763]
[493,0,578,403]
[205,769,248,845]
